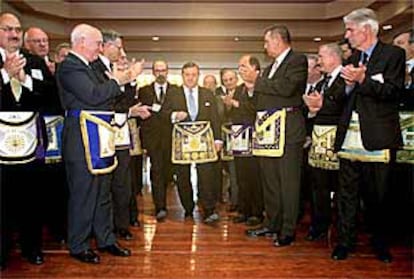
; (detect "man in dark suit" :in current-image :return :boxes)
[139,60,178,222]
[163,62,222,224]
[91,29,147,241]
[302,43,347,241]
[228,54,263,226]
[24,25,68,245]
[240,24,307,247]
[56,23,147,264]
[332,8,405,262]
[0,12,53,267]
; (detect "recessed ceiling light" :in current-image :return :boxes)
[313,37,322,42]
[382,24,393,31]
[152,36,160,41]
[234,37,240,41]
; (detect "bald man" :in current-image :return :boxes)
[56,23,146,264]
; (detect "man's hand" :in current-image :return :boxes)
[341,63,366,85]
[3,53,26,78]
[46,60,56,75]
[302,91,323,113]
[174,111,188,122]
[239,63,259,83]
[107,58,145,85]
[129,103,152,119]
[215,142,223,153]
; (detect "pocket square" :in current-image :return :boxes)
[371,73,384,84]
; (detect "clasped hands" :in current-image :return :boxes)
[340,62,366,85]
[3,52,27,82]
[106,58,145,85]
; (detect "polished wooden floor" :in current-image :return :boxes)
[1,184,413,279]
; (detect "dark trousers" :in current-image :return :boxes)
[176,162,218,216]
[309,167,338,234]
[111,149,132,230]
[259,143,303,237]
[1,162,43,258]
[337,158,392,248]
[148,149,172,212]
[129,154,143,222]
[65,160,116,254]
[41,162,68,240]
[234,156,263,217]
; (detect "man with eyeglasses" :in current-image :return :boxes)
[0,12,55,268]
[139,60,179,222]
[24,26,68,247]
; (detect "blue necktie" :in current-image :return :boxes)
[188,88,197,121]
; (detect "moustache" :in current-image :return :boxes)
[9,37,20,42]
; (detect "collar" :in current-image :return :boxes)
[69,50,89,66]
[0,47,20,61]
[406,58,414,72]
[184,85,198,94]
[362,40,378,59]
[328,65,342,86]
[275,47,291,67]
[99,54,111,71]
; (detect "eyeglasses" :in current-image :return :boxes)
[28,38,49,44]
[0,26,23,33]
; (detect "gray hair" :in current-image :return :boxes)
[343,8,379,36]
[101,29,122,43]
[320,43,343,60]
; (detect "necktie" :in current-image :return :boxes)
[10,77,22,102]
[188,88,197,121]
[361,52,368,65]
[267,60,278,79]
[159,86,164,102]
[320,75,331,94]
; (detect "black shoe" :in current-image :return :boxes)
[232,214,247,224]
[371,241,392,263]
[246,227,277,238]
[130,219,141,227]
[70,249,100,264]
[245,216,263,227]
[331,245,349,261]
[22,250,44,265]
[184,211,194,220]
[98,243,131,257]
[305,230,327,241]
[156,210,167,222]
[273,235,295,247]
[117,229,134,240]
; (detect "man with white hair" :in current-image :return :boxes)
[332,8,405,262]
[56,23,146,264]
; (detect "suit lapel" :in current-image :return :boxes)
[366,41,384,72]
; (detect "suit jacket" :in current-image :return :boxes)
[0,50,48,111]
[90,57,135,113]
[254,49,308,145]
[334,41,405,151]
[163,86,222,141]
[56,52,122,162]
[313,74,347,126]
[227,84,256,125]
[138,82,178,152]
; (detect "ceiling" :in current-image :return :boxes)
[2,0,413,69]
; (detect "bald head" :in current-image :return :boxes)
[70,24,103,62]
[0,12,23,52]
[24,27,49,57]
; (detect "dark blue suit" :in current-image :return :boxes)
[56,52,121,254]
